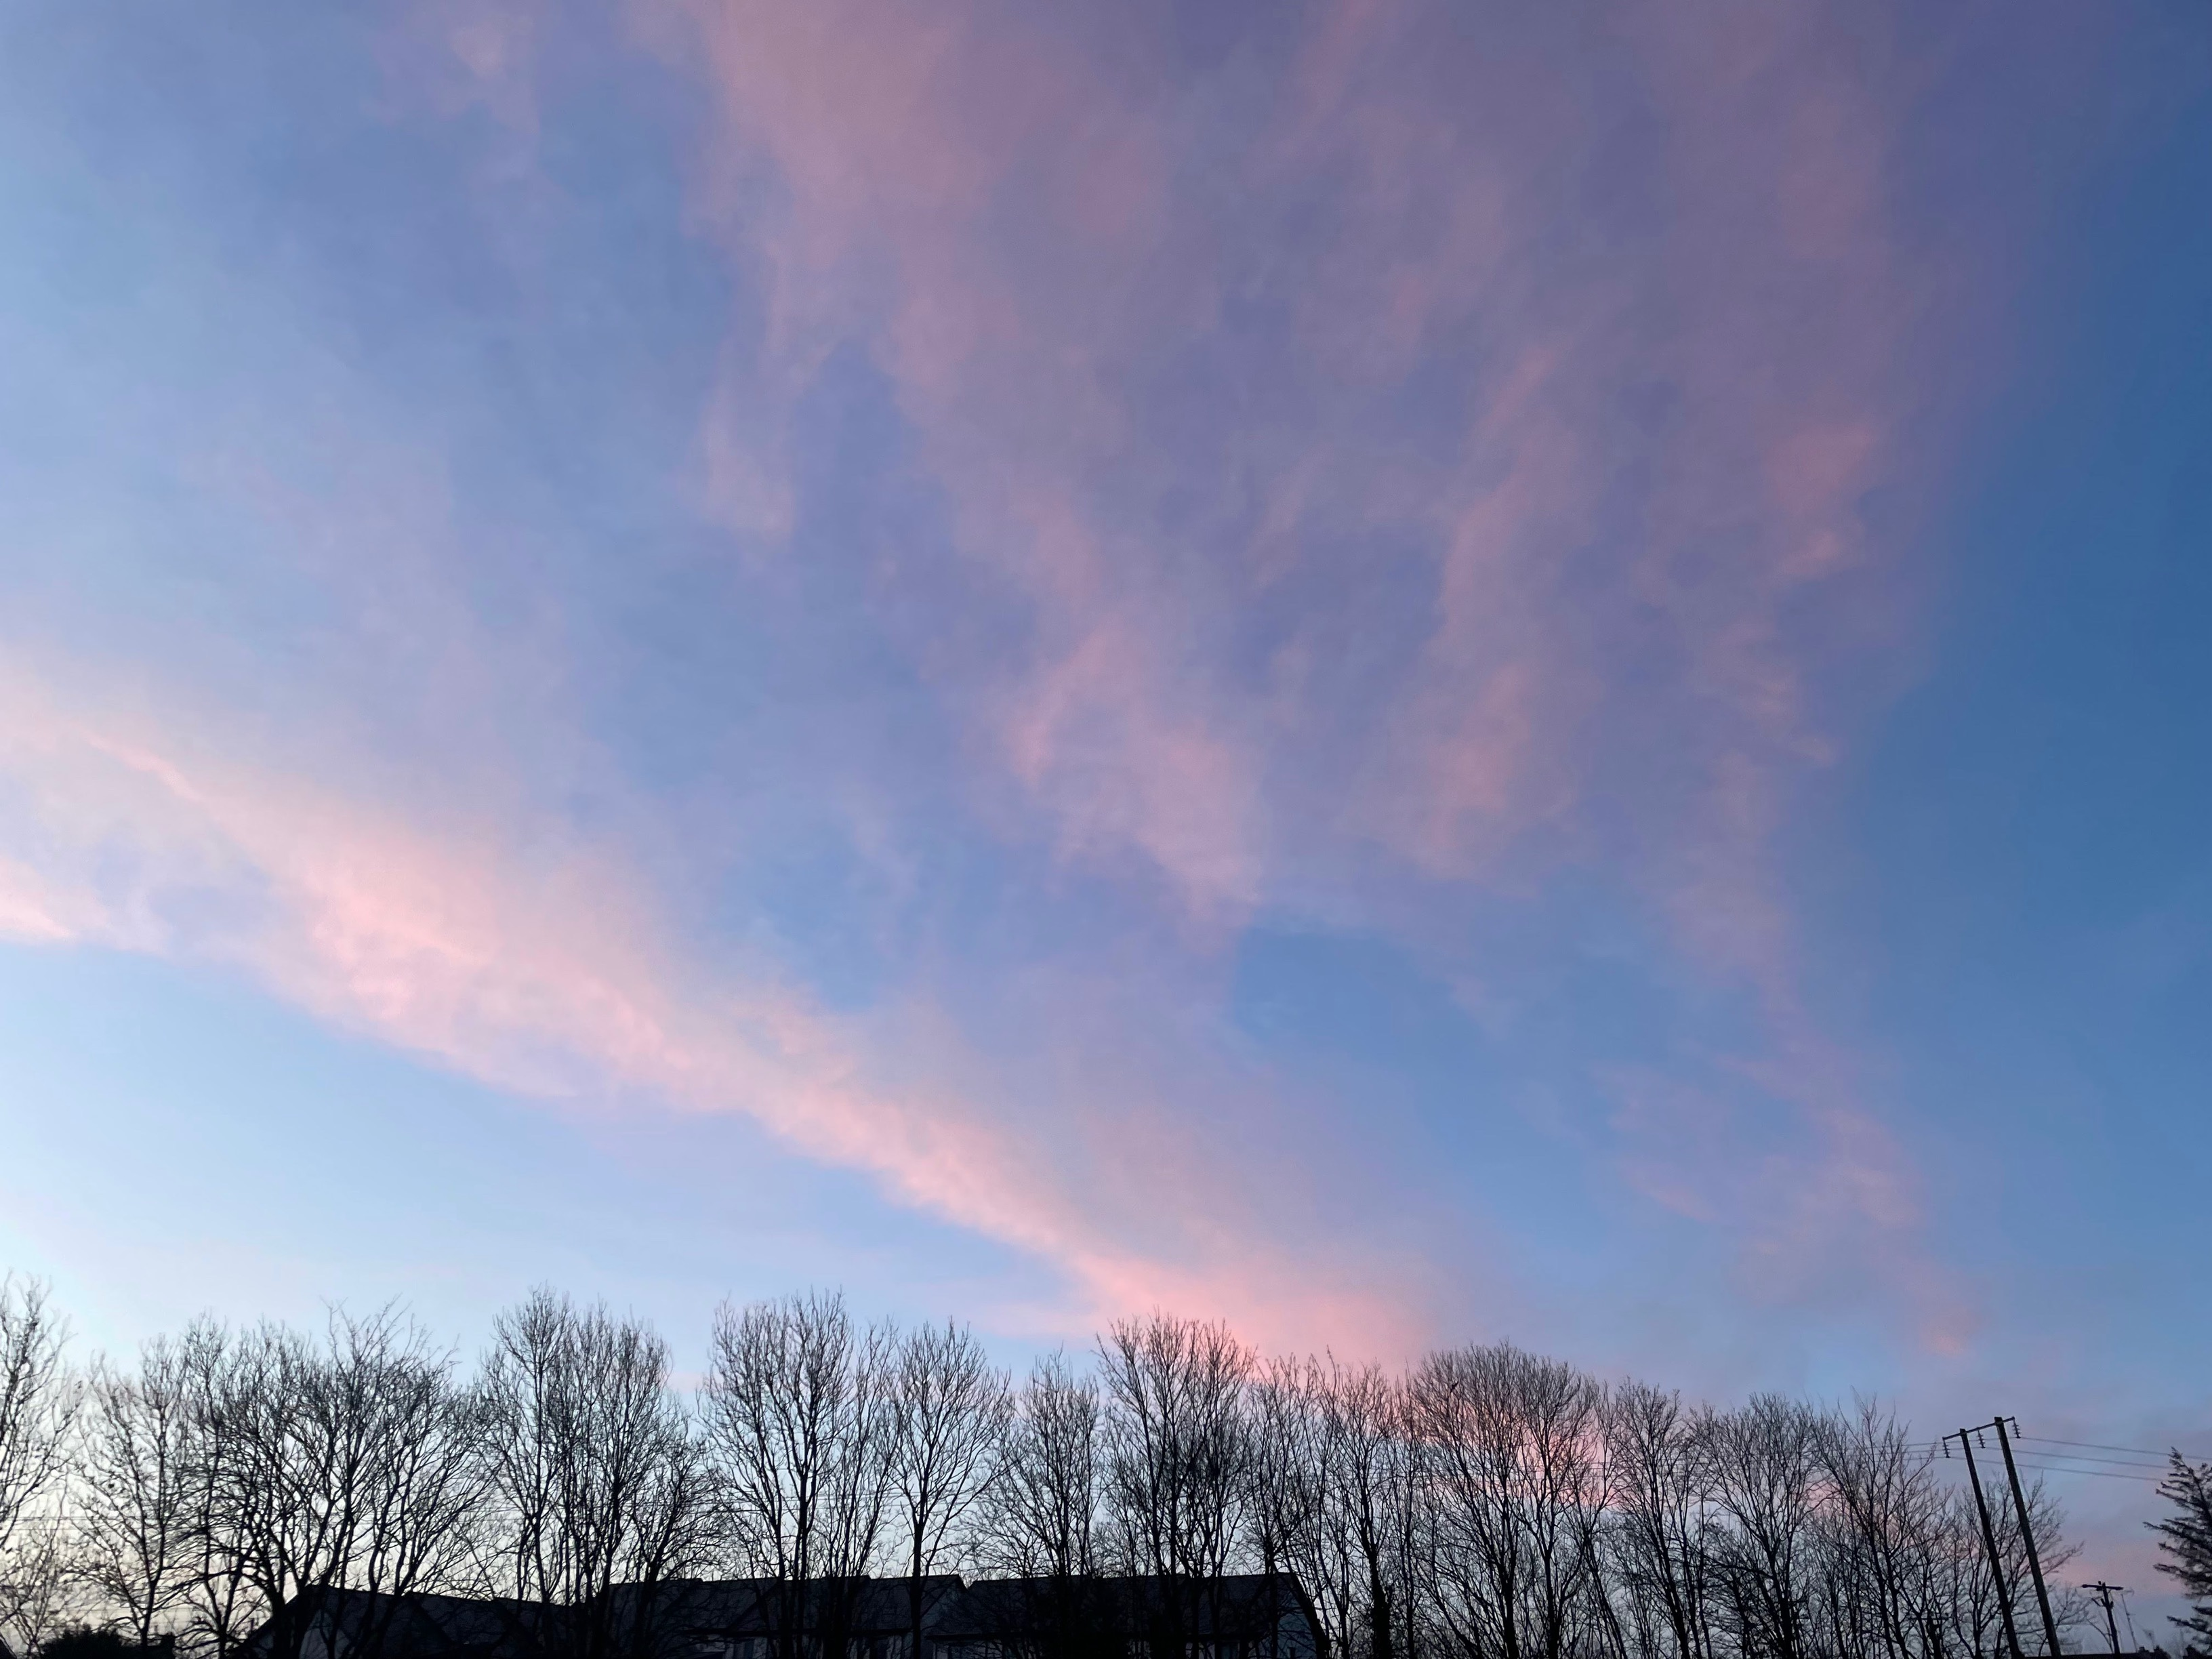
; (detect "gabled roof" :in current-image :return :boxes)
[239,1587,553,1659]
[939,1574,1313,1642]
[640,1576,969,1636]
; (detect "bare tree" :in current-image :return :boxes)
[1097,1315,1254,1659]
[190,1308,486,1659]
[1923,1487,1997,1659]
[1,1519,76,1659]
[346,1319,486,1615]
[1996,1477,2083,1654]
[1408,1345,1605,1659]
[1811,1399,1951,1659]
[168,1321,259,1659]
[0,1275,83,1656]
[1698,1396,1824,1659]
[1319,1363,1420,1659]
[975,1353,1102,1659]
[1600,1382,1714,1659]
[700,1292,895,1659]
[0,1273,2137,1659]
[1249,1357,1326,1595]
[981,1352,1098,1582]
[888,1322,1009,1656]
[75,1338,196,1648]
[1250,1357,1416,1659]
[476,1289,708,1659]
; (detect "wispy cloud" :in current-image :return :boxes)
[648,0,1948,1299]
[0,0,1997,1368]
[0,653,1426,1354]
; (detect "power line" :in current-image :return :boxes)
[1931,1445,2167,1483]
[2023,1434,2209,1462]
[2018,1451,2169,1471]
[2017,1451,2167,1477]
[2003,1453,2164,1477]
[1918,1437,2196,1483]
[2003,1461,2161,1484]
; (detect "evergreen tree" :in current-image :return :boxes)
[2150,1453,2212,1653]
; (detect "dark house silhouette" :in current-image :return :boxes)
[238,1576,1322,1659]
[239,1592,554,1659]
[938,1576,1319,1659]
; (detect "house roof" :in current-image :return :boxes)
[628,1577,969,1636]
[939,1576,1314,1642]
[238,1587,552,1659]
[237,1572,1318,1659]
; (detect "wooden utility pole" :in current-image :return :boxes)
[1995,1417,2066,1657]
[1952,1426,2027,1659]
[2082,1582,2125,1655]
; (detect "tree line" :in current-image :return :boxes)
[0,1271,2190,1659]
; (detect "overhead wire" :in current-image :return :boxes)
[2020,1451,2169,1470]
[1915,1439,2175,1483]
[2005,1450,2169,1473]
[2001,1460,2161,1484]
[1758,1433,2199,1487]
[2021,1433,2208,1462]
[1917,1430,2207,1479]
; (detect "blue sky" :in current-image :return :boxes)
[1,0,2207,1610]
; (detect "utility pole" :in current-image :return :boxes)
[1950,1426,2027,1659]
[1996,1416,2066,1658]
[2081,1582,2125,1655]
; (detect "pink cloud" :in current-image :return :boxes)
[652,0,1270,913]
[0,857,75,943]
[0,653,1425,1357]
[659,0,1925,897]
[642,0,1958,1311]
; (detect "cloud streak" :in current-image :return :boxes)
[0,654,1425,1355]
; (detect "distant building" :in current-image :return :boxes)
[238,1575,1322,1659]
[239,1591,551,1659]
[934,1576,1321,1659]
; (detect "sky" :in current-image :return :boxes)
[0,0,2207,1618]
